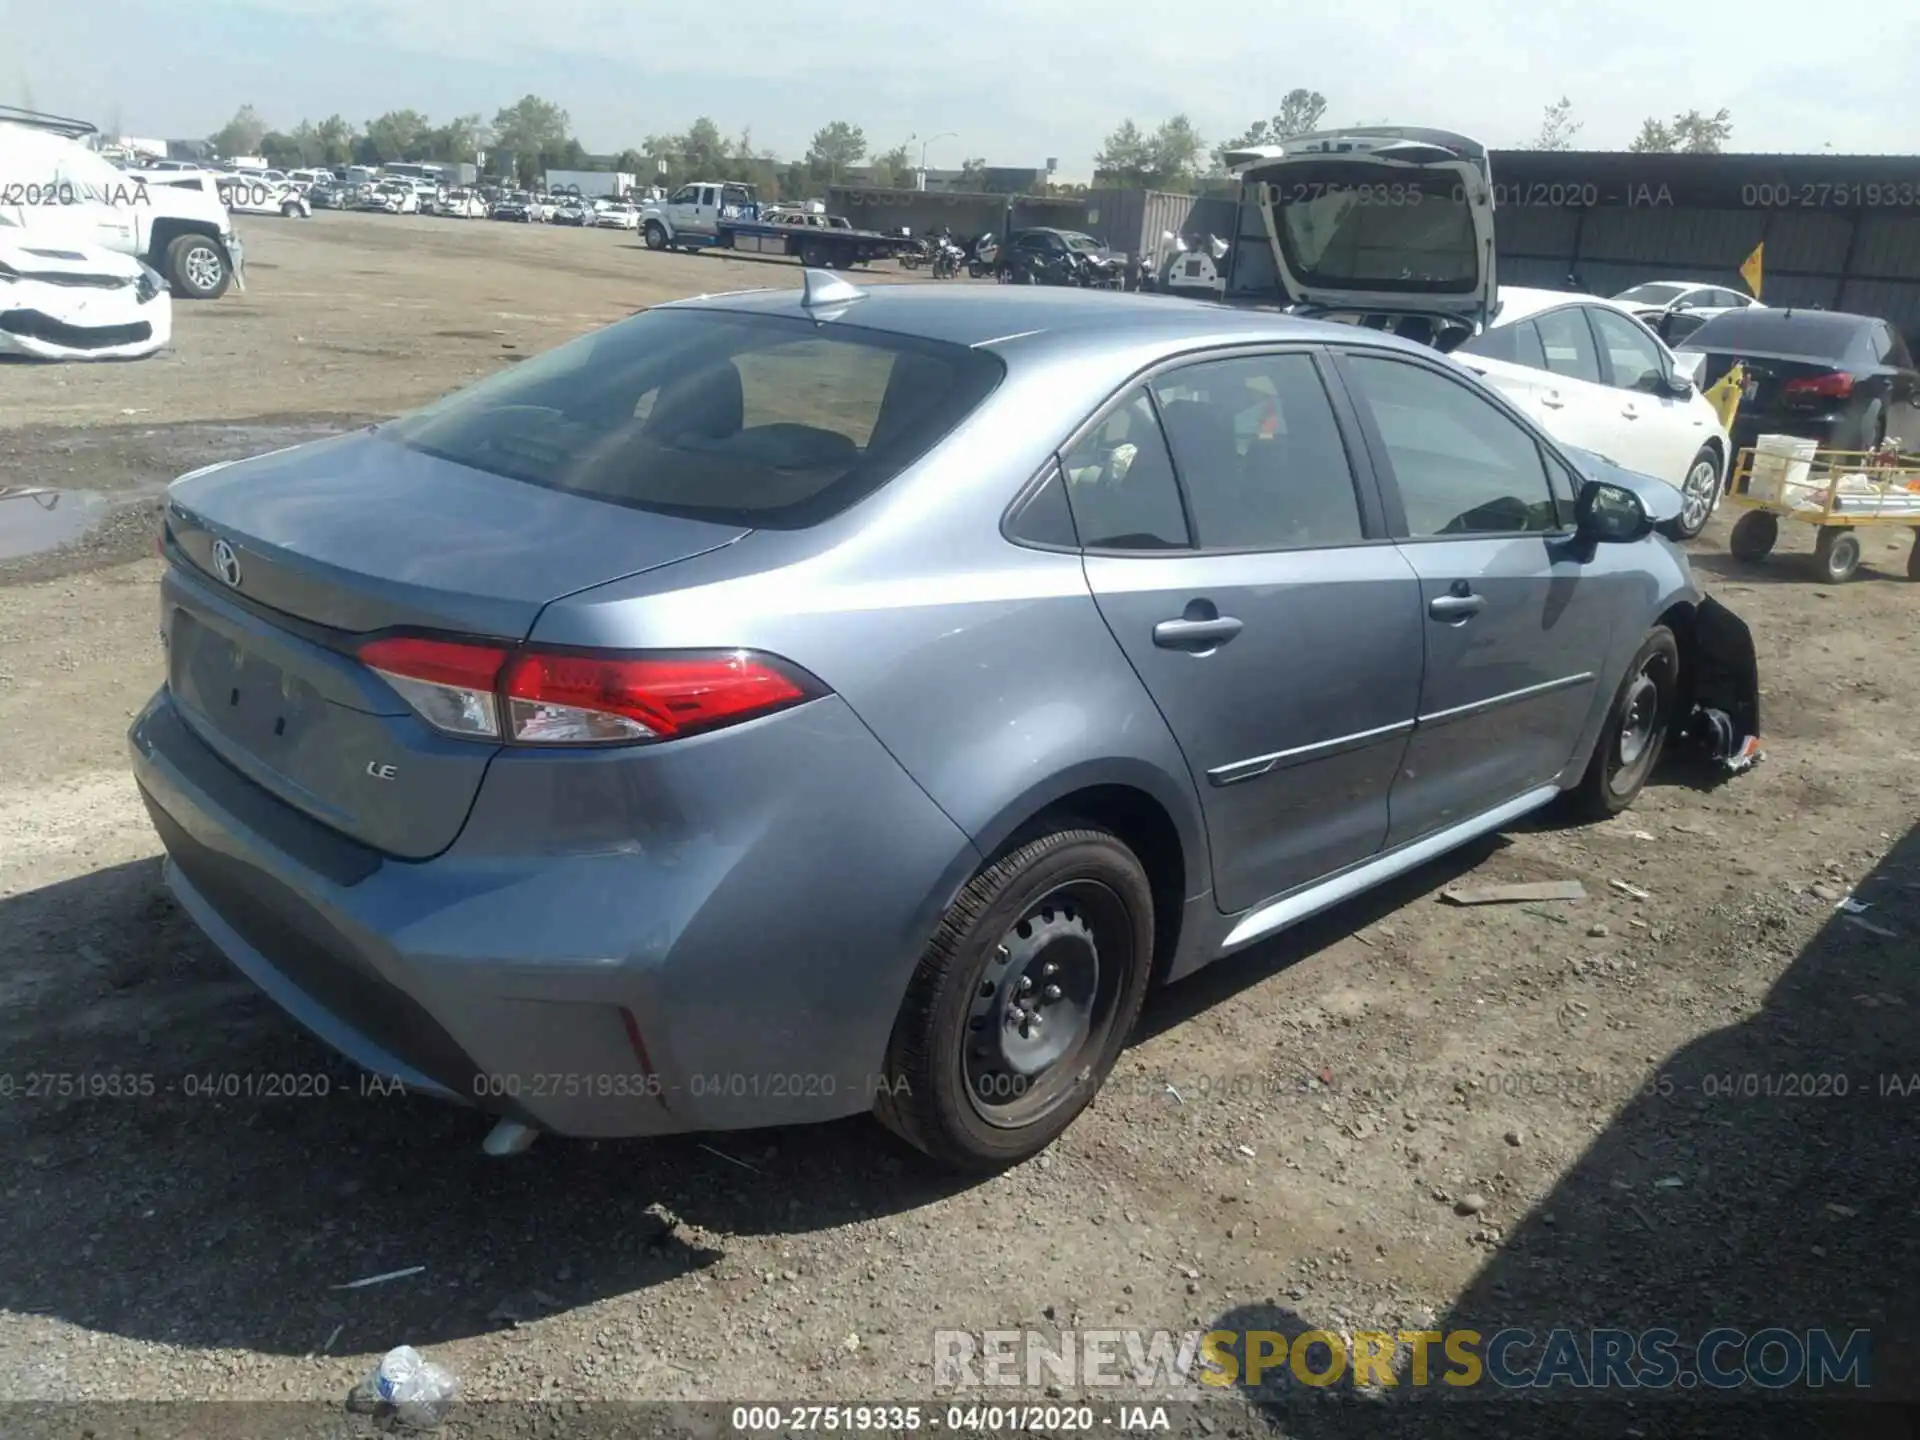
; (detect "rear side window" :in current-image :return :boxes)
[1060,390,1189,550]
[380,308,1003,530]
[1150,354,1364,550]
[1533,308,1602,384]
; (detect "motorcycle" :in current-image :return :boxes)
[968,234,1000,279]
[928,231,965,279]
[891,227,928,271]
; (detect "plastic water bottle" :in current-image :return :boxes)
[370,1344,457,1428]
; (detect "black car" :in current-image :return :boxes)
[1677,308,1920,454]
[999,227,1127,288]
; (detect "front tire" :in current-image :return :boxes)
[876,828,1155,1171]
[163,233,230,300]
[1567,626,1679,820]
[1672,446,1723,539]
[643,222,668,251]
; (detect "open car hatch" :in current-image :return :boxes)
[1226,126,1497,332]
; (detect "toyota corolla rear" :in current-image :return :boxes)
[130,301,1005,1138]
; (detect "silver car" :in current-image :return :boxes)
[130,276,1756,1170]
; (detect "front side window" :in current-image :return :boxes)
[1587,307,1667,390]
[1059,390,1189,550]
[1150,354,1363,550]
[381,308,1003,530]
[1342,355,1558,538]
[669,186,696,205]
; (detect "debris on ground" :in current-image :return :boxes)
[1441,880,1587,906]
[347,1345,458,1429]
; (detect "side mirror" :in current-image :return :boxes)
[1575,480,1652,544]
[1672,350,1707,384]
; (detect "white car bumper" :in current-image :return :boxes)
[0,261,173,361]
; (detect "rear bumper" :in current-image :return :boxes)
[129,686,981,1138]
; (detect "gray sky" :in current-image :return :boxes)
[9,0,1912,176]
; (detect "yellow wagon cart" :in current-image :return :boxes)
[1723,438,1920,584]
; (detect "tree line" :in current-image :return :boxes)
[212,99,1004,196]
[1089,92,1737,190]
[206,91,1738,198]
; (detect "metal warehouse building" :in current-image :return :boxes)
[834,150,1920,342]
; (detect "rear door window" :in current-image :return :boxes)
[1150,353,1365,550]
[381,307,1003,529]
[1533,307,1603,384]
[1463,319,1548,371]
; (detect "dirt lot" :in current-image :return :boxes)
[1,212,1916,1434]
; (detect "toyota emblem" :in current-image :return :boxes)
[211,538,242,589]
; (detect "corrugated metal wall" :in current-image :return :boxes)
[825,186,1009,242]
[1497,202,1920,339]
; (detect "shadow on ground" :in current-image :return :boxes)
[1208,820,1920,1436]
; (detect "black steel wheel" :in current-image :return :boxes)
[877,828,1154,1170]
[1567,626,1679,820]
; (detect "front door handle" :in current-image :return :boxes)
[1621,405,1640,419]
[1428,593,1486,621]
[1540,394,1566,409]
[1153,616,1243,650]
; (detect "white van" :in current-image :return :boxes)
[0,111,243,299]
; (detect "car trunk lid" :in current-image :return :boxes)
[1227,126,1497,331]
[1685,347,1855,420]
[161,429,748,858]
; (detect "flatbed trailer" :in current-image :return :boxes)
[637,182,915,269]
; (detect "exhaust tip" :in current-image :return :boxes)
[482,1119,540,1157]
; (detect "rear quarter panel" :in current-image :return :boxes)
[528,366,1215,907]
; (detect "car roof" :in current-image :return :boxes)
[1492,287,1653,326]
[665,282,1422,359]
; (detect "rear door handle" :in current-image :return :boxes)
[1540,394,1565,409]
[1428,593,1486,621]
[1621,406,1640,419]
[1153,616,1243,650]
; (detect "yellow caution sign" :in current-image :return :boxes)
[1739,242,1764,298]
[1703,361,1746,431]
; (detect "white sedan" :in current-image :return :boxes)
[0,239,172,360]
[593,201,640,230]
[1454,288,1732,538]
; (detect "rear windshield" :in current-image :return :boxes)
[380,307,1004,529]
[1681,309,1872,362]
[1267,163,1479,294]
[1614,283,1687,304]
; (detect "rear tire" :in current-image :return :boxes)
[1814,526,1862,583]
[1567,626,1679,820]
[876,828,1155,1172]
[1729,509,1778,563]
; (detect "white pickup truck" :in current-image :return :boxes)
[0,107,244,299]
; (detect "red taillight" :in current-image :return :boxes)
[504,651,810,743]
[1782,371,1855,399]
[354,636,818,746]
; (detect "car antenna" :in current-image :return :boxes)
[800,269,865,310]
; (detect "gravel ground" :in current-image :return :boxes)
[1,211,1915,1436]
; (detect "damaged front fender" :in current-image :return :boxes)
[1675,594,1764,775]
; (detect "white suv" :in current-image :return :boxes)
[0,117,243,299]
